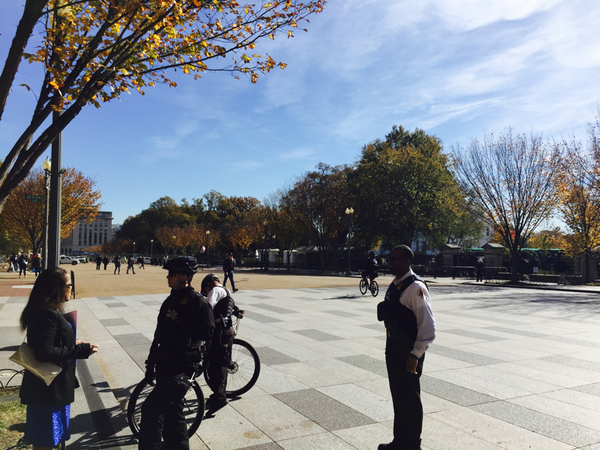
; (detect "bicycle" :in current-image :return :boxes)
[127,306,260,438]
[204,307,261,398]
[359,272,379,297]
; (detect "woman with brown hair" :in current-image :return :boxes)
[19,267,99,449]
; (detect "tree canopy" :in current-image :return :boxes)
[0,0,325,211]
[451,129,562,282]
[349,126,473,251]
[0,167,101,253]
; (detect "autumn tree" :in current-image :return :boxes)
[556,117,600,280]
[0,166,101,253]
[117,196,195,253]
[451,129,562,283]
[265,190,304,270]
[283,163,349,267]
[0,0,325,211]
[349,126,468,252]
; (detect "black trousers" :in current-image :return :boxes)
[385,338,424,450]
[138,374,192,450]
[207,332,234,399]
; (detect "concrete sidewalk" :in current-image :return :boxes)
[2,278,600,449]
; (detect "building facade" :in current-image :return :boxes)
[60,211,113,255]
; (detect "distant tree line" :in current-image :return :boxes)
[111,126,482,265]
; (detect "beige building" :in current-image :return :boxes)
[61,211,113,255]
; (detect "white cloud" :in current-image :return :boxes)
[278,147,316,161]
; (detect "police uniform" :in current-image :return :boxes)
[139,286,214,450]
[382,269,435,450]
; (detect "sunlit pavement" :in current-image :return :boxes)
[2,279,600,449]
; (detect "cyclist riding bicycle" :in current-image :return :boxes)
[138,256,214,450]
[361,251,379,284]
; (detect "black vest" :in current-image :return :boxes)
[377,275,421,353]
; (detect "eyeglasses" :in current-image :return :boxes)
[167,272,180,278]
[66,284,73,288]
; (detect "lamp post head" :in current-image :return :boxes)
[345,207,354,215]
[43,158,51,172]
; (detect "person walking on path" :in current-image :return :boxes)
[102,256,109,270]
[223,253,238,292]
[95,255,102,270]
[113,255,121,275]
[475,258,484,282]
[201,273,236,413]
[18,253,28,278]
[31,254,42,278]
[377,245,436,450]
[139,257,214,450]
[127,256,136,274]
[9,254,17,272]
[19,267,99,449]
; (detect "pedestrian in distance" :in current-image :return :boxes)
[19,267,99,449]
[127,255,136,274]
[18,253,28,278]
[8,254,17,272]
[223,253,238,292]
[475,258,484,282]
[113,255,121,275]
[95,255,102,270]
[139,257,214,450]
[31,254,42,278]
[102,256,109,270]
[377,245,436,450]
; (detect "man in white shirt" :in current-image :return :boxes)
[378,245,436,450]
[201,274,236,413]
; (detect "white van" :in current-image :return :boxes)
[60,255,79,265]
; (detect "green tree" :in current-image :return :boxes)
[117,196,195,253]
[349,125,464,252]
[451,129,562,283]
[283,163,349,267]
[0,0,325,211]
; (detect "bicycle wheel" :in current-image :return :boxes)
[370,279,379,297]
[127,378,204,439]
[359,278,368,295]
[204,338,261,398]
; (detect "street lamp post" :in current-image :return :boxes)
[133,241,136,255]
[150,239,154,261]
[47,112,64,269]
[345,207,354,276]
[42,158,51,270]
[205,230,210,267]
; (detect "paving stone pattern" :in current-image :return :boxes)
[2,283,600,449]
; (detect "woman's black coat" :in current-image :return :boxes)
[20,308,91,405]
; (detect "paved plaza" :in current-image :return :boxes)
[2,280,600,449]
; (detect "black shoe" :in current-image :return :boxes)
[206,395,228,412]
[233,288,239,292]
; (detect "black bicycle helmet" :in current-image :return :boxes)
[163,256,199,276]
[201,273,220,295]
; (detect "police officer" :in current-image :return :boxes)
[201,273,235,413]
[139,257,214,450]
[377,245,436,450]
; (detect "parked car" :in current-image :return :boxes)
[60,255,79,265]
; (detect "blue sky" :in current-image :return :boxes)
[1,0,599,225]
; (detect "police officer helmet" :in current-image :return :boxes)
[163,256,199,278]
